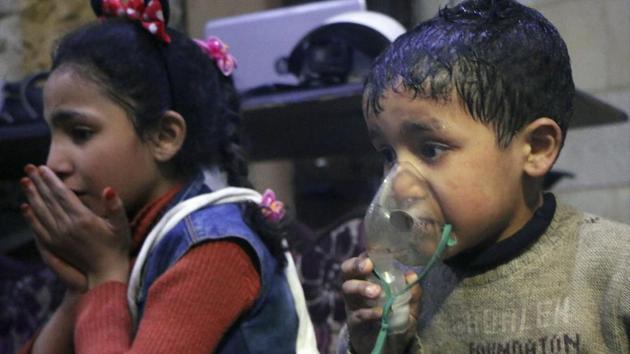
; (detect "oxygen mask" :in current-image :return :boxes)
[364,162,457,337]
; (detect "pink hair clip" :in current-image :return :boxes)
[100,0,171,43]
[194,36,237,76]
[260,189,285,222]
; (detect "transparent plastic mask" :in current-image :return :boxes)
[364,161,457,335]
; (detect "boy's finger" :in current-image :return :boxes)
[404,271,419,286]
[346,307,383,327]
[342,279,381,310]
[341,255,374,280]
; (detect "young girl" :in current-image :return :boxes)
[18,0,316,353]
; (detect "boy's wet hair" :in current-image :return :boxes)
[51,19,247,185]
[365,0,575,148]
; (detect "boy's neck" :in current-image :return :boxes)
[445,193,556,276]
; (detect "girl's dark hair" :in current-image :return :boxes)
[365,0,575,148]
[51,18,286,266]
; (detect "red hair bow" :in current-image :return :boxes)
[194,37,238,76]
[101,0,171,43]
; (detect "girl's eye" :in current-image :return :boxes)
[418,143,448,161]
[70,127,94,143]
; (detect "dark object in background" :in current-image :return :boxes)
[0,72,50,180]
[286,34,354,86]
[0,255,66,353]
[294,207,366,354]
[0,72,61,351]
[543,170,575,190]
[281,12,403,88]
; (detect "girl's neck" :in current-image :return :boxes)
[130,182,185,253]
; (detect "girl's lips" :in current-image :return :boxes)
[73,191,89,201]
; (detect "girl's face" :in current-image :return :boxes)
[43,68,172,217]
[365,88,534,259]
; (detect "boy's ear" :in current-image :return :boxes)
[146,110,186,162]
[521,117,563,178]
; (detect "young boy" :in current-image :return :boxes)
[339,0,630,353]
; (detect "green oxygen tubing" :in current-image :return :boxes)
[369,224,456,354]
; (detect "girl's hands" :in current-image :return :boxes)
[21,164,132,290]
[33,237,88,292]
[340,255,421,354]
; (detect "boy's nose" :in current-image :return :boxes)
[391,166,430,205]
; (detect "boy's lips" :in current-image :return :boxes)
[390,210,441,233]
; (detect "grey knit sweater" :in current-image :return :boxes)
[340,202,630,354]
[415,202,630,353]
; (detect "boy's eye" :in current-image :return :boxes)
[379,147,397,165]
[417,143,448,161]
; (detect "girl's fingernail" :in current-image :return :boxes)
[104,187,116,200]
[20,177,31,188]
[20,203,30,214]
[24,164,36,174]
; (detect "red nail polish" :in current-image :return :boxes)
[20,177,31,188]
[104,187,116,200]
[20,203,30,214]
[24,164,36,174]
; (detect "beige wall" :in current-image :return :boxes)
[0,1,23,80]
[0,0,186,80]
[1,0,92,80]
[185,0,282,38]
[19,0,93,75]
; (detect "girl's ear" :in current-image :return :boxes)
[146,110,186,162]
[521,117,563,178]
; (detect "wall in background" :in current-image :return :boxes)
[0,0,92,81]
[185,0,282,38]
[526,0,630,224]
[0,0,185,80]
[0,2,23,81]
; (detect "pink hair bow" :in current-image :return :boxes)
[194,37,238,76]
[260,189,285,222]
[101,0,171,43]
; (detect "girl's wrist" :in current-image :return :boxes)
[87,260,130,289]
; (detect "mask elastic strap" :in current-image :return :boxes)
[370,224,454,354]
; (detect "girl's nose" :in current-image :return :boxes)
[46,143,73,178]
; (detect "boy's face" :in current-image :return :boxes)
[365,88,534,258]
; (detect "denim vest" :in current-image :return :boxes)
[134,176,299,353]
